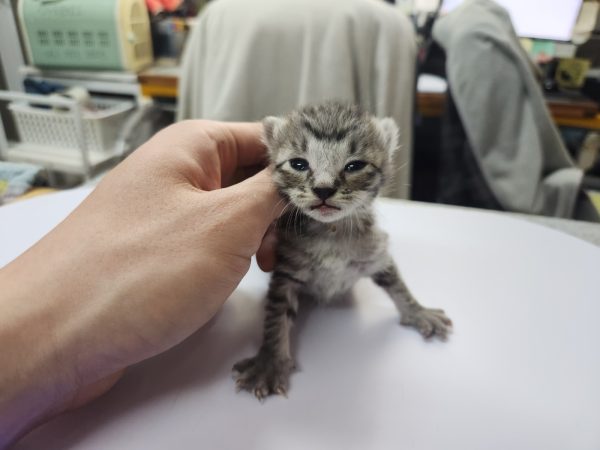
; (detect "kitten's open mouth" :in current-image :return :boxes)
[310,203,341,212]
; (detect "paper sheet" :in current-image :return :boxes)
[2,189,599,450]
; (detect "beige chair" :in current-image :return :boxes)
[178,0,416,199]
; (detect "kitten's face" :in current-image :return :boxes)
[264,103,398,223]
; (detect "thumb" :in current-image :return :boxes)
[224,168,285,224]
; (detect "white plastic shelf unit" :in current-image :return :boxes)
[0,90,142,179]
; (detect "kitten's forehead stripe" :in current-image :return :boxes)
[300,134,307,152]
[301,119,354,142]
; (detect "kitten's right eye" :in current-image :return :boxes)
[289,158,310,171]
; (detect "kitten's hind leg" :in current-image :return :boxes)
[372,256,452,340]
[233,272,300,400]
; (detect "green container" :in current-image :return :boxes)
[18,0,152,71]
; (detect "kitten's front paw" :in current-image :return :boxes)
[400,307,452,341]
[232,352,295,401]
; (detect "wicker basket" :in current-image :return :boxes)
[9,98,135,154]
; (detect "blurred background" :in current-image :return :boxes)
[1,0,599,227]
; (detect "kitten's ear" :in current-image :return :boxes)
[372,117,399,161]
[262,116,286,150]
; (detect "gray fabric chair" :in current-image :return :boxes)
[433,0,593,219]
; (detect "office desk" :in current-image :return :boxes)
[138,69,600,128]
[3,189,599,450]
[416,88,599,124]
[553,113,600,130]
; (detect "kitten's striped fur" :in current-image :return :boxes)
[233,102,451,400]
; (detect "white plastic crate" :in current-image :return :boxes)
[9,98,135,153]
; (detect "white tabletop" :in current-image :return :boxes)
[2,188,599,450]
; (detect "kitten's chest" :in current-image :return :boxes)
[296,229,388,301]
[305,235,378,268]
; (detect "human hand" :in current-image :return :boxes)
[0,120,283,446]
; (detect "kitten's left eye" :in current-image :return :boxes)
[344,160,367,172]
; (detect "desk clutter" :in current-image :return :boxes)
[0,161,43,204]
[2,0,600,221]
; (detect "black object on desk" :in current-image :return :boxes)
[582,75,600,104]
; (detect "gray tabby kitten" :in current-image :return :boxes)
[233,102,452,400]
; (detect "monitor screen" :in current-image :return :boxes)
[441,0,583,42]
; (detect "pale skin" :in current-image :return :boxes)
[0,121,283,448]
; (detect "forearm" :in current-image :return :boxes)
[0,240,82,447]
[0,212,136,446]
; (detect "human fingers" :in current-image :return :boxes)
[227,165,264,187]
[256,224,278,272]
[143,120,268,188]
[225,168,283,224]
[199,121,269,185]
[215,169,284,258]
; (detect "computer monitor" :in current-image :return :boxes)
[441,0,583,42]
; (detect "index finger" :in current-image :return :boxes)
[211,121,268,168]
[145,120,270,188]
[202,121,270,186]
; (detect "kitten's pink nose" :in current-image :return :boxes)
[312,187,337,201]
